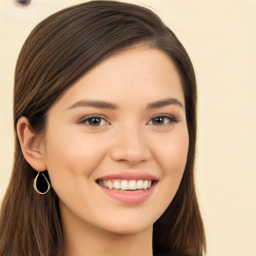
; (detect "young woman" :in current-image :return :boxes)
[0,1,206,255]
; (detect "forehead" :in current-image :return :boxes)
[53,46,184,109]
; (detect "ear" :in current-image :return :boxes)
[17,116,47,172]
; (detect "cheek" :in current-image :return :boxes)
[155,128,189,177]
[152,127,189,202]
[42,126,107,187]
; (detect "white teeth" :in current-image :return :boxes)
[120,180,128,190]
[98,179,153,191]
[113,180,121,189]
[107,180,114,189]
[143,180,151,190]
[136,180,144,189]
[128,180,137,190]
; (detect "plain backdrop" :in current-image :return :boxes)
[0,0,255,255]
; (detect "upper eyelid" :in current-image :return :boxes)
[78,114,109,122]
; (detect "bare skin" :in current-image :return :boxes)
[17,46,189,256]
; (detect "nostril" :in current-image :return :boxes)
[14,0,32,7]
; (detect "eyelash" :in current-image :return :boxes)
[78,114,178,129]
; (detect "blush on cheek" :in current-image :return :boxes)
[47,130,109,179]
[161,137,189,177]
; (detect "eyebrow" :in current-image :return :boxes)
[67,97,184,110]
[147,98,184,109]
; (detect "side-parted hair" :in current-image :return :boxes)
[0,1,206,255]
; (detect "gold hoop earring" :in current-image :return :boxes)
[33,172,51,195]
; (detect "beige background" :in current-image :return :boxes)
[0,0,255,255]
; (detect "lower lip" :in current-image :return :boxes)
[97,182,157,204]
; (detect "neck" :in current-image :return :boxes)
[61,205,153,256]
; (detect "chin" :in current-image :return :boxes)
[106,224,152,236]
[100,215,155,236]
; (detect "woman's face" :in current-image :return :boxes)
[40,46,189,235]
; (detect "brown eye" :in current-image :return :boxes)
[148,115,177,126]
[152,116,165,125]
[87,118,102,126]
[79,116,109,127]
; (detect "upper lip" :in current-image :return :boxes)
[96,172,159,181]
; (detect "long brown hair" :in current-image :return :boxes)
[0,1,206,255]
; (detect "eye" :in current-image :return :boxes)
[79,116,109,127]
[147,114,177,126]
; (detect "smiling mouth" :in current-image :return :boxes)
[96,179,156,192]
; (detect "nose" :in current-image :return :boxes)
[109,125,151,165]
